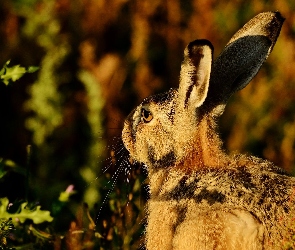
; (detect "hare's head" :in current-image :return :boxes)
[122,12,284,171]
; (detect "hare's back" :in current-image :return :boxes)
[149,155,295,249]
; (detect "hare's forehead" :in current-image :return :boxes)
[141,89,177,110]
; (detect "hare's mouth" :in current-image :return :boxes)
[122,120,135,154]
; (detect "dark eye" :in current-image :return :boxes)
[141,108,153,123]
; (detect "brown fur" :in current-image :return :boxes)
[122,12,292,249]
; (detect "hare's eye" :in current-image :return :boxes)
[141,108,153,123]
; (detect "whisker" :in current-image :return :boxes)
[95,164,125,224]
[86,140,128,185]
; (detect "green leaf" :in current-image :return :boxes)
[0,61,39,86]
[1,65,27,85]
[0,158,27,177]
[27,66,39,73]
[0,159,8,179]
[0,198,53,224]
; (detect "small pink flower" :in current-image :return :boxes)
[65,185,74,193]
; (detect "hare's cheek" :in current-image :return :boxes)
[132,140,149,163]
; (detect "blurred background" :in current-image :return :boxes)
[0,0,295,249]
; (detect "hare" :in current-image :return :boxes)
[122,11,294,250]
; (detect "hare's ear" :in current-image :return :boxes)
[204,11,284,116]
[178,39,213,110]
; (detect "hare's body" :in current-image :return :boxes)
[147,155,295,249]
[122,12,292,249]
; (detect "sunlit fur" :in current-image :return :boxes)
[122,12,295,250]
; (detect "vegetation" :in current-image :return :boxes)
[0,0,295,249]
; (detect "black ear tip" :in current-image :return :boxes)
[273,11,285,23]
[188,39,214,53]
